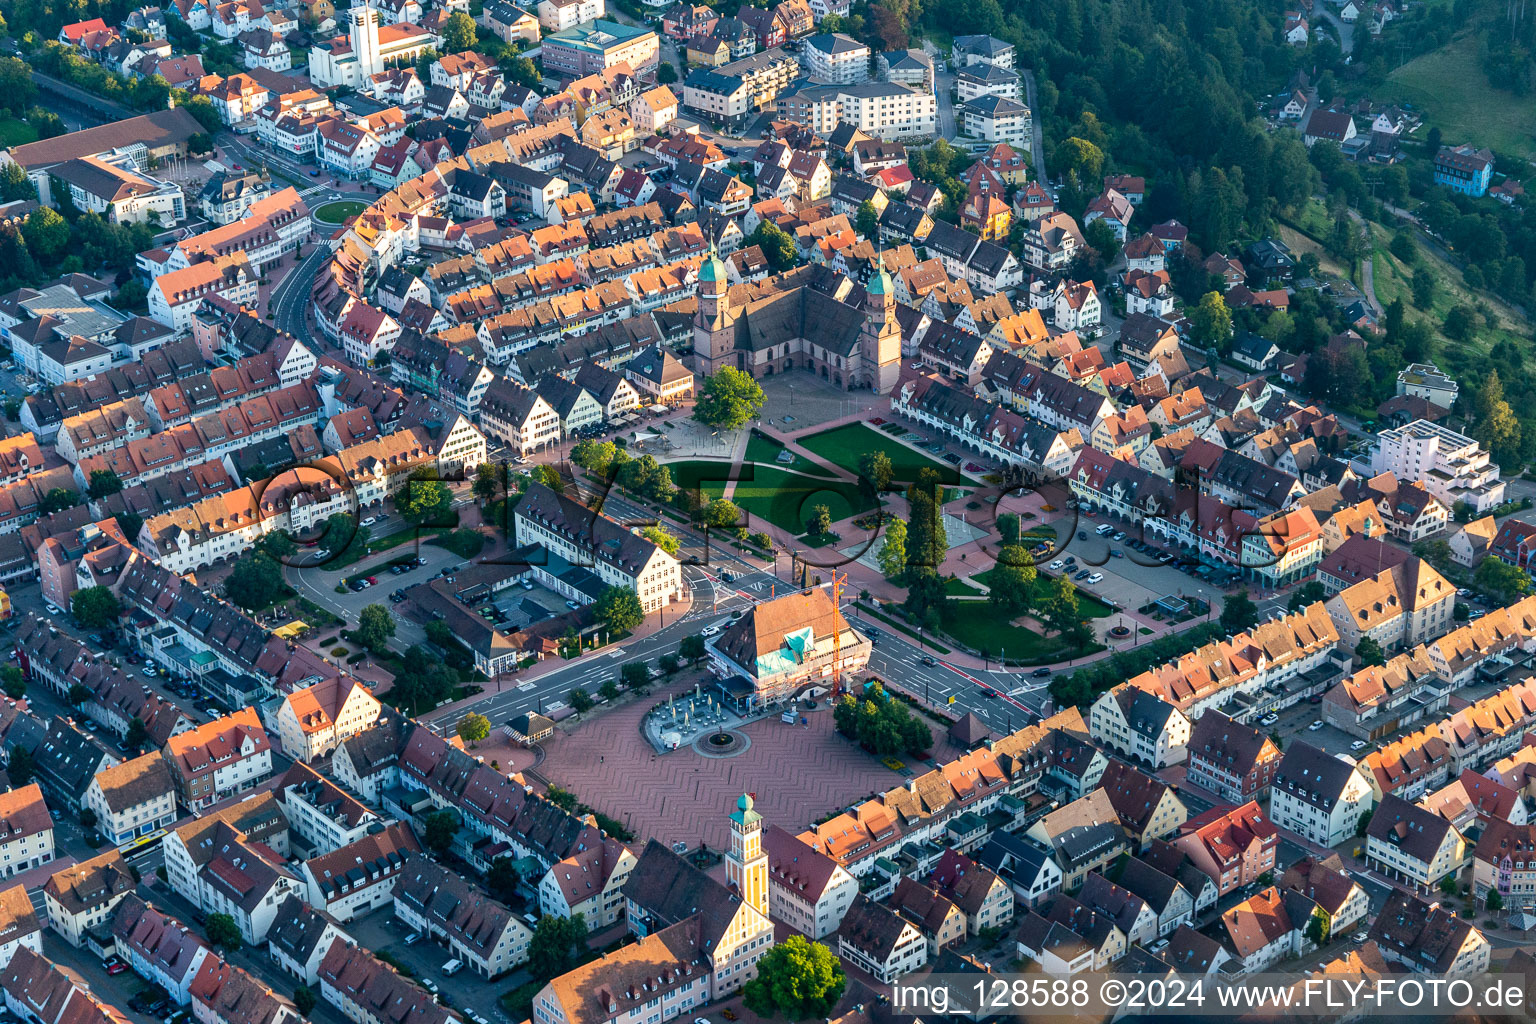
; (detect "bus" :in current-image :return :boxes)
[118,828,167,856]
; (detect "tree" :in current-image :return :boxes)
[835,682,931,756]
[1189,291,1232,352]
[1287,580,1327,613]
[693,367,766,430]
[257,531,297,561]
[5,747,31,787]
[441,11,477,50]
[703,498,743,529]
[1476,556,1534,604]
[858,450,894,492]
[595,585,644,634]
[1355,635,1387,668]
[21,207,69,265]
[658,654,680,676]
[743,220,797,271]
[599,678,622,701]
[486,856,520,902]
[87,469,122,500]
[224,552,286,610]
[125,716,149,751]
[531,464,564,493]
[38,487,77,515]
[1219,589,1258,634]
[656,60,678,83]
[505,54,540,87]
[425,619,455,650]
[569,687,595,713]
[0,163,33,204]
[806,504,832,537]
[456,712,491,745]
[423,809,460,855]
[1083,218,1118,261]
[1412,267,1437,309]
[855,200,879,239]
[641,525,680,555]
[1041,575,1081,636]
[1475,370,1522,462]
[1054,137,1105,183]
[570,439,617,477]
[743,935,847,1020]
[989,544,1037,616]
[528,913,588,981]
[877,518,908,579]
[680,634,707,665]
[620,662,651,689]
[355,604,396,652]
[200,913,243,951]
[1439,874,1459,896]
[71,586,119,629]
[293,987,317,1017]
[395,477,454,524]
[66,683,91,707]
[0,666,23,700]
[473,462,501,504]
[1488,889,1505,912]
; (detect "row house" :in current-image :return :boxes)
[1087,685,1190,769]
[272,764,381,857]
[42,850,135,950]
[1322,646,1446,740]
[798,710,1089,875]
[1365,793,1465,890]
[161,795,298,944]
[318,939,454,1024]
[1359,724,1453,800]
[303,822,421,923]
[1270,741,1375,848]
[1123,602,1340,721]
[1185,711,1283,804]
[162,708,273,812]
[271,677,381,763]
[1173,802,1277,897]
[83,754,177,848]
[0,947,130,1024]
[111,895,211,1005]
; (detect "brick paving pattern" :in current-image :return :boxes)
[535,677,950,853]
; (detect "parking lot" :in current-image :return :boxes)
[346,908,525,1024]
[1041,515,1229,614]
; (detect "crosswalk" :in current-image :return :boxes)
[299,185,328,198]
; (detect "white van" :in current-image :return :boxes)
[1095,524,1115,536]
[441,960,464,977]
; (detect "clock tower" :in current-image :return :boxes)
[726,792,768,917]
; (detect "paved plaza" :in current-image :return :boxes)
[534,674,967,854]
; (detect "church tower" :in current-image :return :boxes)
[692,244,734,373]
[350,4,383,82]
[726,792,768,917]
[859,253,901,395]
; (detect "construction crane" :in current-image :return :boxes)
[830,569,848,699]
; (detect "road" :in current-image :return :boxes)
[1020,69,1047,177]
[419,486,1046,737]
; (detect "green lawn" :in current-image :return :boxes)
[797,422,966,487]
[936,599,1104,664]
[971,569,1116,617]
[743,431,833,475]
[668,459,874,534]
[1366,221,1532,368]
[0,119,37,148]
[313,200,368,225]
[1383,31,1536,160]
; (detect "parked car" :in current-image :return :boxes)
[1350,740,1368,751]
[1086,572,1103,584]
[1308,720,1324,731]
[1260,713,1279,726]
[362,516,377,527]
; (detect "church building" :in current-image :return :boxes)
[309,5,440,88]
[690,247,903,394]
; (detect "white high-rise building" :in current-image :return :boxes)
[308,3,438,87]
[726,793,768,918]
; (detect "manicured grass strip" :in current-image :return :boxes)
[668,459,874,534]
[937,599,1104,665]
[797,422,966,485]
[854,603,952,654]
[314,200,368,225]
[971,568,1117,618]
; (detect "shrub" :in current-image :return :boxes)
[331,647,349,657]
